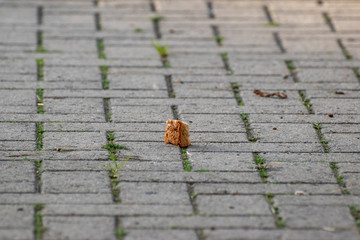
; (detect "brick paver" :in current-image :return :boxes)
[1,0,360,239]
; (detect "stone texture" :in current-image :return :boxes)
[1,1,360,239]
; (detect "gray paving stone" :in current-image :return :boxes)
[43,122,165,132]
[0,229,33,240]
[190,152,255,171]
[203,229,360,240]
[124,230,197,240]
[112,105,173,123]
[267,162,337,184]
[282,39,342,53]
[43,204,193,216]
[42,171,110,193]
[122,216,275,229]
[227,58,289,75]
[43,132,107,150]
[0,90,36,106]
[43,67,100,81]
[0,113,106,123]
[120,171,262,183]
[280,205,356,229]
[312,99,360,115]
[43,39,97,53]
[197,195,271,215]
[108,74,167,90]
[44,98,105,114]
[0,193,113,204]
[0,205,33,228]
[0,141,35,151]
[325,133,360,152]
[195,183,341,195]
[296,68,358,83]
[43,216,115,240]
[179,114,245,132]
[342,173,360,195]
[120,182,190,205]
[274,195,360,206]
[251,123,319,143]
[260,152,360,163]
[240,90,301,106]
[0,123,35,141]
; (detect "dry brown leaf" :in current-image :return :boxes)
[253,89,287,99]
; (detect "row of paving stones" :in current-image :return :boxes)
[0,0,360,239]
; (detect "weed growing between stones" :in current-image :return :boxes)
[230,83,243,106]
[34,203,46,239]
[150,15,164,39]
[337,39,352,60]
[214,35,224,46]
[36,122,44,151]
[36,59,44,81]
[36,89,44,114]
[323,12,336,32]
[102,132,130,202]
[116,227,127,240]
[97,39,106,59]
[220,52,233,75]
[349,206,360,232]
[265,194,285,228]
[299,90,314,114]
[34,159,42,193]
[263,22,279,27]
[181,148,192,172]
[254,154,268,182]
[100,65,109,89]
[103,98,112,122]
[313,123,329,153]
[330,162,350,195]
[152,41,169,67]
[36,31,48,53]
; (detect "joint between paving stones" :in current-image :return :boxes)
[273,32,286,53]
[103,132,129,203]
[36,31,47,53]
[97,38,107,60]
[313,123,330,153]
[330,162,350,195]
[151,15,163,39]
[265,193,286,228]
[34,203,46,240]
[253,153,268,183]
[149,0,156,12]
[299,90,314,114]
[94,12,102,31]
[230,82,244,106]
[34,159,42,193]
[100,65,109,89]
[37,6,43,25]
[165,74,175,98]
[211,25,223,46]
[36,122,44,151]
[337,39,353,60]
[323,12,336,32]
[349,206,360,233]
[103,98,112,122]
[153,41,169,67]
[221,52,233,75]
[353,68,360,83]
[263,5,279,26]
[115,217,127,239]
[206,1,215,19]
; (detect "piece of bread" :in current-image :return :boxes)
[164,120,191,147]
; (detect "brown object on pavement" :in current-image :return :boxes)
[253,89,287,99]
[164,120,191,147]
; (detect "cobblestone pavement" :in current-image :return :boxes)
[0,0,360,239]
